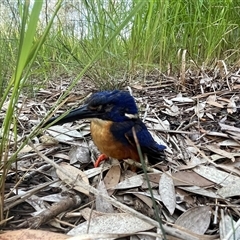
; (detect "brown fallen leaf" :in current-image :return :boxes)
[69,144,91,165]
[194,165,240,187]
[80,207,106,220]
[67,213,153,236]
[147,173,161,183]
[96,180,114,213]
[217,181,240,198]
[206,95,224,108]
[114,175,144,189]
[175,206,211,235]
[56,162,89,195]
[131,192,153,208]
[104,165,121,195]
[0,229,68,240]
[159,172,176,215]
[179,186,220,198]
[205,143,235,161]
[172,171,214,187]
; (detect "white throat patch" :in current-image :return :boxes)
[125,113,138,119]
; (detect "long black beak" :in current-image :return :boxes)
[43,104,101,127]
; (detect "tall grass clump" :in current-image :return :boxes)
[2,1,238,88]
[0,0,148,222]
[47,0,240,82]
[2,0,239,89]
[128,0,240,72]
[0,0,63,221]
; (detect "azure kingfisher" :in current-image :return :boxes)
[44,90,166,167]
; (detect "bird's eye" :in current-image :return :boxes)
[89,104,102,111]
[89,105,97,110]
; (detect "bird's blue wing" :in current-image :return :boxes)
[129,120,166,163]
[110,119,166,163]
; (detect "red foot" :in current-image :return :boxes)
[94,154,109,167]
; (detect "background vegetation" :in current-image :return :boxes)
[0,0,240,94]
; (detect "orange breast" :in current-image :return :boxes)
[90,119,139,161]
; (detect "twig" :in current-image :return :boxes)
[4,180,58,211]
[18,193,81,228]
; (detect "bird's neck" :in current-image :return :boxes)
[91,118,112,127]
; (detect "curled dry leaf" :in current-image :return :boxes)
[200,76,213,88]
[179,186,220,199]
[46,126,75,141]
[47,125,89,142]
[104,165,121,195]
[172,171,214,187]
[194,101,205,118]
[159,172,176,215]
[56,162,89,195]
[162,104,179,117]
[206,95,224,108]
[175,206,211,235]
[114,175,144,190]
[84,164,111,178]
[218,139,240,147]
[52,153,70,161]
[194,165,240,187]
[206,112,215,120]
[69,144,91,165]
[227,96,238,113]
[219,123,240,133]
[41,193,70,203]
[217,181,240,198]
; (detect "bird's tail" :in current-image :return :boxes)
[147,151,166,165]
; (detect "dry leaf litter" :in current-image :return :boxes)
[2,64,240,240]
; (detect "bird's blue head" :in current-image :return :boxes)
[48,90,139,124]
[82,90,139,122]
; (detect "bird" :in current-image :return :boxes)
[44,90,166,167]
